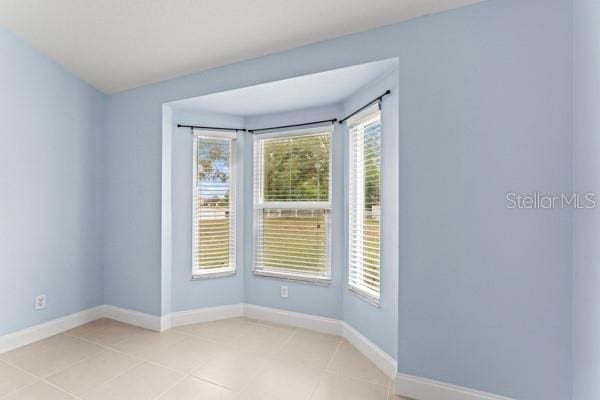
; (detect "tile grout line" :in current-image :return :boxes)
[42,340,107,378]
[0,356,45,397]
[2,319,269,399]
[323,338,344,372]
[3,317,392,399]
[40,378,84,399]
[323,339,392,388]
[83,326,319,399]
[183,322,298,395]
[38,342,146,400]
[322,338,391,397]
[307,337,344,400]
[26,331,176,398]
[6,321,172,398]
[0,378,40,400]
[323,367,392,388]
[187,374,238,393]
[0,358,87,400]
[386,367,394,400]
[66,329,242,397]
[152,373,189,400]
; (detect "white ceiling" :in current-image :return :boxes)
[170,59,397,117]
[0,0,482,93]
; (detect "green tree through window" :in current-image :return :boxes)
[263,134,330,201]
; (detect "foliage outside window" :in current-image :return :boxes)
[254,129,332,282]
[192,131,236,277]
[348,107,382,301]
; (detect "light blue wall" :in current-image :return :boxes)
[103,1,572,398]
[342,72,399,358]
[244,105,344,320]
[395,2,571,399]
[572,1,600,399]
[0,28,106,335]
[170,109,245,312]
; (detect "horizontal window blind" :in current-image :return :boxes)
[255,208,329,276]
[348,106,382,300]
[254,130,332,281]
[258,133,330,202]
[193,133,236,277]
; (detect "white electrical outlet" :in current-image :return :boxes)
[35,294,47,310]
[281,286,288,298]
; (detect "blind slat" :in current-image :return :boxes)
[193,134,236,274]
[254,130,332,279]
[348,109,382,299]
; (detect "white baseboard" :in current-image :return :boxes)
[0,306,104,354]
[0,303,512,400]
[101,305,162,331]
[0,303,344,354]
[160,314,172,332]
[395,374,514,400]
[243,304,342,336]
[342,322,397,378]
[242,304,397,378]
[170,303,244,328]
[1,305,163,354]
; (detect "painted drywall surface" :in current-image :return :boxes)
[104,1,572,398]
[0,28,105,335]
[395,2,572,399]
[572,1,600,399]
[169,59,397,117]
[104,88,164,315]
[243,105,344,319]
[169,109,245,312]
[341,72,399,358]
[160,105,173,316]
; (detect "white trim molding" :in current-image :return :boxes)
[0,302,513,400]
[342,322,397,378]
[170,303,244,328]
[101,305,163,331]
[0,306,104,354]
[0,303,242,354]
[0,303,396,380]
[244,304,342,336]
[243,304,397,378]
[395,374,515,400]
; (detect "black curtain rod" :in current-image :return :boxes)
[177,90,388,134]
[177,124,246,132]
[248,119,337,134]
[339,90,391,124]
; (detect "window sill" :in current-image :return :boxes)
[253,269,331,286]
[348,285,381,307]
[192,269,236,280]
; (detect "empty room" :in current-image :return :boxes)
[0,0,598,399]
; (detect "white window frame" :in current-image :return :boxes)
[348,106,382,304]
[192,129,236,279]
[253,126,333,284]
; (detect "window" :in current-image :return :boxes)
[348,106,382,301]
[192,130,236,278]
[253,128,332,282]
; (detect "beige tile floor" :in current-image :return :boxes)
[0,318,410,400]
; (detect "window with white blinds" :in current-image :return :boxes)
[253,128,332,282]
[192,131,236,278]
[348,106,382,301]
